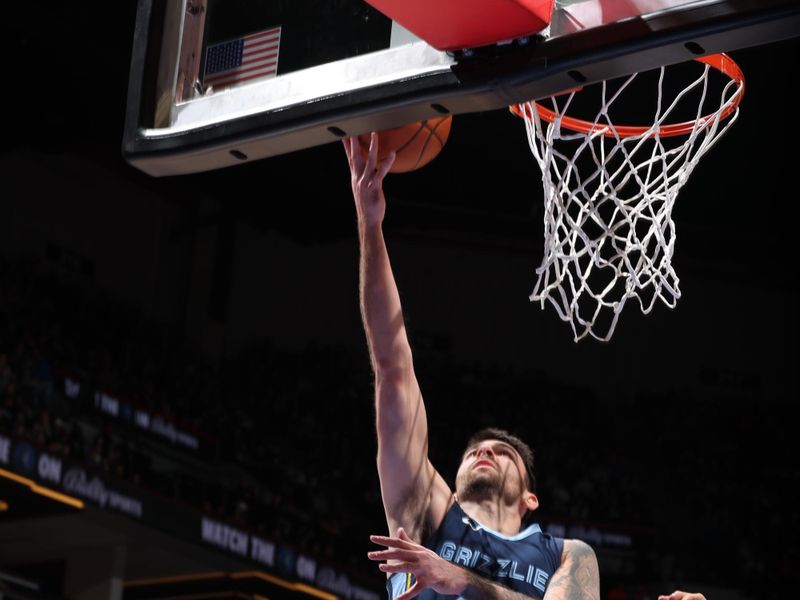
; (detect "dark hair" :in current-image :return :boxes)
[465,427,536,493]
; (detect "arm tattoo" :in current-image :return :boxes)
[543,541,600,600]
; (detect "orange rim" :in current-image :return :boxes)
[509,53,745,138]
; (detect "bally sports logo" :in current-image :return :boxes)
[61,468,143,518]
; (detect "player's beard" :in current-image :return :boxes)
[458,469,506,504]
[458,464,526,507]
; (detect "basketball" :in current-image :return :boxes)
[358,115,452,173]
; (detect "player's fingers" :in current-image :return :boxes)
[363,132,378,176]
[370,534,417,549]
[367,549,418,562]
[395,582,421,600]
[375,151,395,183]
[349,136,366,175]
[342,138,352,162]
[344,138,360,171]
[377,563,414,573]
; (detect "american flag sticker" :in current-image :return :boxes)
[203,26,281,91]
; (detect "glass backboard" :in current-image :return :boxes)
[122,0,800,176]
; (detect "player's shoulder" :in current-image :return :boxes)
[560,538,598,564]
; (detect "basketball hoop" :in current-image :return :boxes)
[510,53,744,342]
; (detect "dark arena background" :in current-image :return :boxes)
[1,2,798,600]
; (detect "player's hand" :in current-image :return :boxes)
[658,592,707,600]
[343,133,395,229]
[368,527,469,600]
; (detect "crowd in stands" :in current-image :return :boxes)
[1,254,796,599]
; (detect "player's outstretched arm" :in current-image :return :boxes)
[344,134,451,542]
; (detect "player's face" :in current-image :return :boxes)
[455,439,528,502]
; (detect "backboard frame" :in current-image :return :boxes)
[122,0,800,177]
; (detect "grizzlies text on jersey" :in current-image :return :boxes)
[387,502,563,600]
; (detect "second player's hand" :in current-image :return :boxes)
[369,527,469,600]
[658,592,707,600]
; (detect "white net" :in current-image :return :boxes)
[516,56,744,342]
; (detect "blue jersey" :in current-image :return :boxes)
[387,502,563,600]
